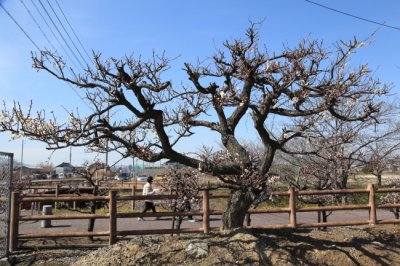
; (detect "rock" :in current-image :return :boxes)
[265,248,295,266]
[0,258,10,266]
[185,241,209,258]
[229,232,257,242]
[372,241,385,247]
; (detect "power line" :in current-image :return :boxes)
[54,0,92,62]
[305,0,400,31]
[29,0,81,70]
[3,1,93,111]
[45,0,89,67]
[52,1,109,107]
[27,1,94,111]
[37,0,85,69]
[19,0,57,51]
[0,2,41,51]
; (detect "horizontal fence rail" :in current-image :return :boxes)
[7,184,400,252]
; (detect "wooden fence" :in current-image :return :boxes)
[8,184,400,252]
[24,184,142,212]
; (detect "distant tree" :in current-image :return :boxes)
[73,160,110,239]
[278,110,398,223]
[157,168,201,230]
[284,109,395,190]
[276,146,344,226]
[362,135,400,186]
[38,161,54,175]
[0,24,390,228]
[380,178,400,219]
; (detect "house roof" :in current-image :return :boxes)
[14,166,41,171]
[55,162,74,168]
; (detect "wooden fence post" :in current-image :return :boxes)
[368,184,377,225]
[109,190,117,245]
[245,213,251,226]
[289,187,297,228]
[55,184,59,210]
[31,188,36,215]
[202,190,210,233]
[34,188,38,214]
[131,186,136,211]
[9,192,20,252]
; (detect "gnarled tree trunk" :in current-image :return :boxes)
[221,189,255,229]
[87,184,99,241]
[376,174,382,186]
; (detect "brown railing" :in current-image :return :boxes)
[8,184,400,252]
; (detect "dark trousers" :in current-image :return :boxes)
[184,202,193,219]
[142,201,156,213]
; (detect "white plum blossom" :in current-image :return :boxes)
[357,42,365,48]
[152,131,158,140]
[1,114,7,123]
[360,65,368,74]
[265,60,270,70]
[344,99,356,106]
[11,132,23,140]
[321,111,331,121]
[291,97,299,105]
[374,88,385,95]
[220,91,225,98]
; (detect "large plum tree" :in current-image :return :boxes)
[0,25,389,228]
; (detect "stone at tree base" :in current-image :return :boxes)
[0,257,11,266]
[185,241,208,258]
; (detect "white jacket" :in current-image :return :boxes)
[143,182,154,202]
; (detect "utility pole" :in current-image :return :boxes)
[103,107,110,180]
[105,148,109,179]
[19,138,24,180]
[69,146,72,165]
[104,109,110,180]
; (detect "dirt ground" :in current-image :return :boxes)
[8,224,400,266]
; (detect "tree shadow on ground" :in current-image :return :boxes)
[251,228,398,266]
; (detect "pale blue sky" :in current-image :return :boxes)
[1,0,399,167]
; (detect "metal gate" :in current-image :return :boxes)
[0,152,13,258]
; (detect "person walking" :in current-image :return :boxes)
[183,196,196,222]
[138,176,159,221]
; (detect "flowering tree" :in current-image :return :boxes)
[37,161,54,176]
[276,146,348,225]
[362,136,400,186]
[277,109,398,225]
[0,25,389,228]
[73,160,111,239]
[380,179,400,219]
[156,168,201,229]
[284,110,396,190]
